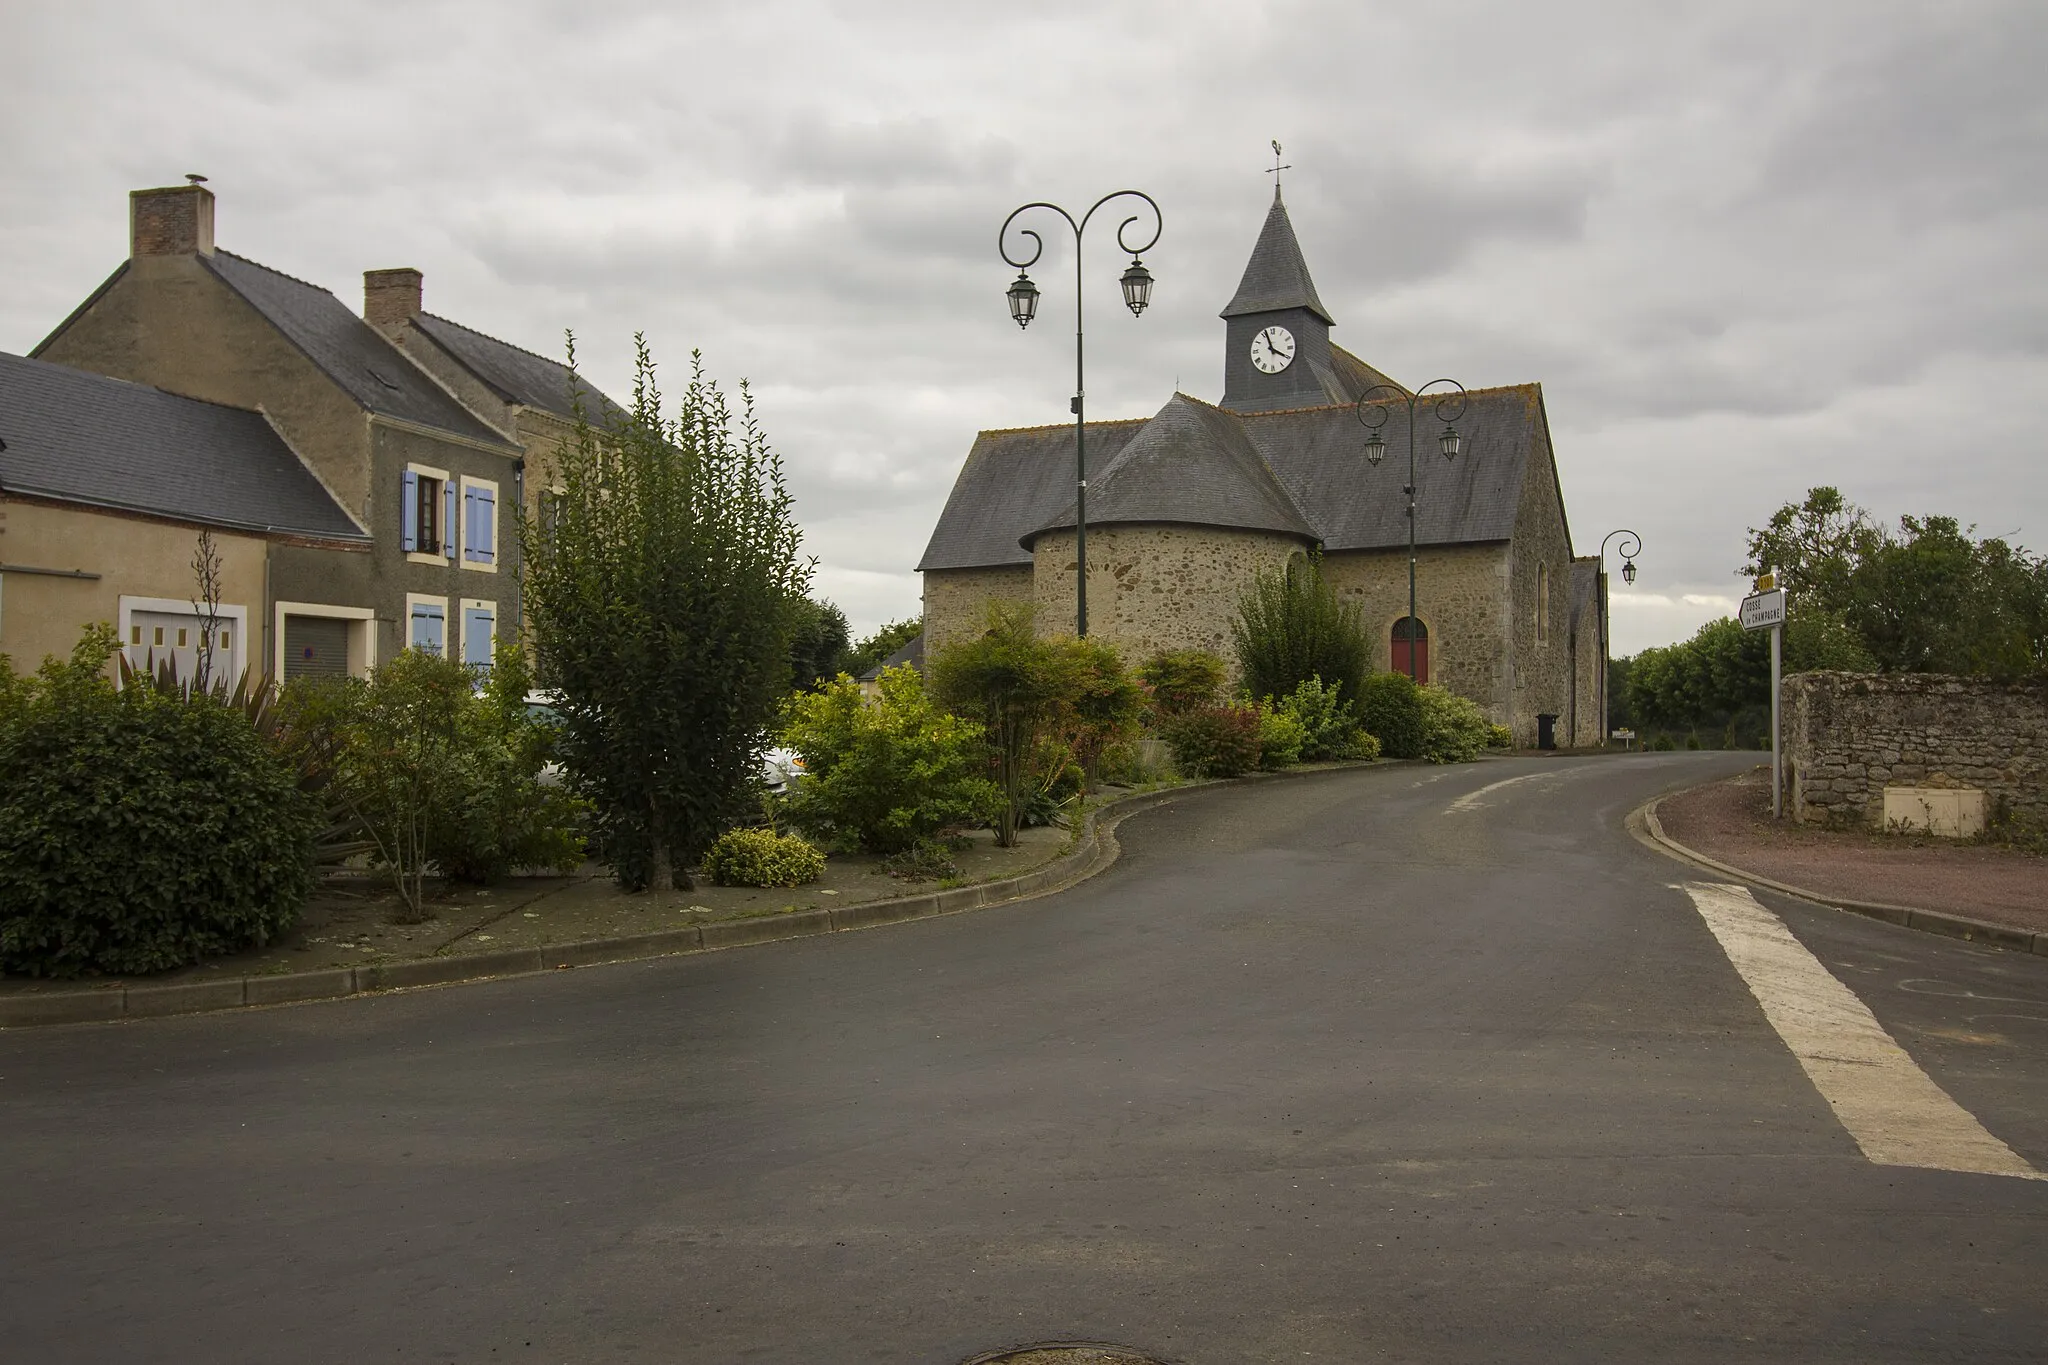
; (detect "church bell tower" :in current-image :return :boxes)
[1219,187,1339,413]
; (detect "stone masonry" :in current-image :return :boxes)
[1785,672,2047,829]
[1030,523,1307,674]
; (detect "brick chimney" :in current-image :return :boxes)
[130,184,215,257]
[363,268,424,333]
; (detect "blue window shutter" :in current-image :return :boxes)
[464,607,494,668]
[401,470,418,552]
[463,485,478,561]
[444,482,457,560]
[477,486,496,563]
[410,601,445,654]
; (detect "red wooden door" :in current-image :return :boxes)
[1391,618,1430,683]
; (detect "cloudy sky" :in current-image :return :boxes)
[7,0,2044,653]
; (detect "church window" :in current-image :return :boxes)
[1392,617,1429,684]
[1537,563,1550,644]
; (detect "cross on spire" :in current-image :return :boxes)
[1267,140,1290,198]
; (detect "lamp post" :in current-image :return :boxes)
[1355,379,1469,681]
[1000,190,1162,638]
[1597,529,1642,745]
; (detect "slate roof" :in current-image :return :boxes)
[412,312,625,426]
[1024,394,1319,549]
[0,351,367,541]
[919,383,1548,571]
[917,416,1148,571]
[203,252,517,449]
[1219,191,1335,325]
[859,630,925,681]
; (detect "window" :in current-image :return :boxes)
[461,476,498,570]
[407,595,448,656]
[1537,563,1551,644]
[401,465,456,560]
[461,599,496,671]
[1392,616,1430,684]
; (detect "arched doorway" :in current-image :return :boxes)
[1392,616,1429,683]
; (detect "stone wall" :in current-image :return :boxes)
[1785,672,2048,828]
[921,564,1033,660]
[1321,543,1511,724]
[1503,415,1577,745]
[1031,523,1308,674]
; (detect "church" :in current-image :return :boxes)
[918,186,1611,749]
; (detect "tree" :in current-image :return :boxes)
[521,338,812,891]
[1230,553,1370,708]
[1742,485,1876,616]
[844,617,923,679]
[787,597,851,692]
[189,528,226,695]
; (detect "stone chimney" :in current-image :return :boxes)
[130,184,215,257]
[363,268,424,333]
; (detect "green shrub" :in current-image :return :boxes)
[1418,687,1494,764]
[1357,671,1425,759]
[1161,703,1263,778]
[701,826,825,887]
[783,667,997,853]
[1255,701,1306,769]
[0,629,317,977]
[882,836,963,881]
[1138,648,1227,717]
[1273,676,1375,760]
[1231,555,1371,709]
[1487,724,1514,749]
[276,644,585,919]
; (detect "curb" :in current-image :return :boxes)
[1630,791,2048,959]
[0,764,1374,1029]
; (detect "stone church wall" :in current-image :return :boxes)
[1321,544,1512,723]
[921,565,1034,660]
[1786,672,2047,828]
[1503,414,1577,746]
[1032,523,1307,671]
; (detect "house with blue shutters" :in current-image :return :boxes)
[26,180,621,683]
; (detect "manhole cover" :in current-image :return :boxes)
[961,1346,1167,1365]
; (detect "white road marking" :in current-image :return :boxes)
[1446,773,1550,813]
[1681,881,2041,1180]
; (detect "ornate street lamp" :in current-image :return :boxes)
[1355,378,1469,681]
[1597,528,1643,743]
[999,190,1163,638]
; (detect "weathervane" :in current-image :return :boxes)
[1267,140,1290,194]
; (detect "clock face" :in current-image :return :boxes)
[1249,324,1296,374]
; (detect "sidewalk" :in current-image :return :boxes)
[1654,766,2046,936]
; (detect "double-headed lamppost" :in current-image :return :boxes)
[1356,379,1469,680]
[1000,191,1163,638]
[1598,529,1642,743]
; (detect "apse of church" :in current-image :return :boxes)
[918,185,1609,748]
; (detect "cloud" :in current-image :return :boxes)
[4,0,2045,649]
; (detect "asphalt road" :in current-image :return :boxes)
[5,753,2047,1364]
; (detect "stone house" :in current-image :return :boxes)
[0,351,368,681]
[23,181,619,681]
[920,188,1609,746]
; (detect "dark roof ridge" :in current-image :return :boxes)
[212,247,327,293]
[420,310,574,372]
[1233,381,1542,421]
[974,414,1151,438]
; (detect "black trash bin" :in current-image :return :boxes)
[1537,713,1558,750]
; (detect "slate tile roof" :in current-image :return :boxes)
[0,351,367,541]
[1219,191,1335,325]
[1024,394,1319,549]
[412,312,625,426]
[858,630,925,682]
[918,382,1547,572]
[203,252,517,450]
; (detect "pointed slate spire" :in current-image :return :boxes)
[1220,187,1334,325]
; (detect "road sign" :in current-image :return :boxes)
[1740,588,1786,631]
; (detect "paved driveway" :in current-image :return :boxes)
[5,753,2046,1363]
